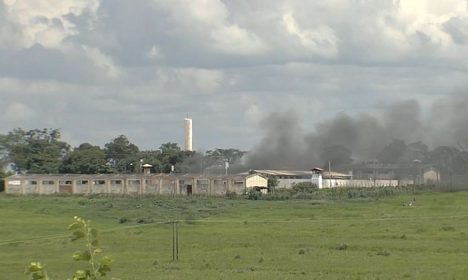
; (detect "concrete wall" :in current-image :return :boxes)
[277,178,311,188]
[320,179,413,188]
[229,178,246,194]
[5,174,255,196]
[196,179,210,195]
[145,179,159,194]
[160,179,175,195]
[6,173,418,195]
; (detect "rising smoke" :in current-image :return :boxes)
[245,94,468,170]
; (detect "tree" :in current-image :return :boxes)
[138,150,163,173]
[159,142,192,173]
[205,148,246,164]
[176,151,207,174]
[267,176,279,192]
[429,146,465,174]
[104,135,139,173]
[0,128,70,174]
[0,166,12,192]
[60,143,112,174]
[0,155,10,177]
[400,141,429,164]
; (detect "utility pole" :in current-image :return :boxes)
[172,221,179,261]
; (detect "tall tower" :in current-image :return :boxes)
[184,118,193,151]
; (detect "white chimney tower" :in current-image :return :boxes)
[184,118,193,151]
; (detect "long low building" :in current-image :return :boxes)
[4,173,267,196]
[248,169,413,189]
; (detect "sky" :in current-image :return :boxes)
[1,0,468,151]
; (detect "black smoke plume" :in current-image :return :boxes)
[246,95,468,170]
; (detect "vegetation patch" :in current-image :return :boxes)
[1,191,468,279]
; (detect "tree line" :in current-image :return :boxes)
[0,128,246,176]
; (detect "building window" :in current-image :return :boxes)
[111,180,122,185]
[93,180,106,185]
[42,180,55,185]
[77,180,89,185]
[234,180,244,185]
[29,180,38,185]
[128,180,140,185]
[197,179,209,186]
[59,180,72,185]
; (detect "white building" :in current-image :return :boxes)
[249,168,410,189]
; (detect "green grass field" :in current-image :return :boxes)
[1,191,468,279]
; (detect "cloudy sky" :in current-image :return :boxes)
[1,0,468,151]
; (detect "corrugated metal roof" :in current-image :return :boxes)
[242,169,352,179]
[322,171,352,179]
[248,170,312,176]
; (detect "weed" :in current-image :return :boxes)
[441,225,455,231]
[118,217,129,224]
[226,191,237,199]
[136,217,153,224]
[26,217,114,280]
[376,249,391,256]
[336,243,348,251]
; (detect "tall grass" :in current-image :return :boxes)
[259,184,468,201]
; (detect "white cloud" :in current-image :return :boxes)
[148,45,163,60]
[153,0,268,55]
[383,0,468,50]
[211,24,267,55]
[1,0,100,49]
[282,13,338,58]
[174,67,225,92]
[82,45,123,79]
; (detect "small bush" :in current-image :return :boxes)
[336,242,348,250]
[441,225,455,231]
[136,217,153,224]
[376,249,391,256]
[226,191,237,199]
[118,217,129,224]
[77,200,86,206]
[247,189,261,200]
[292,182,318,194]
